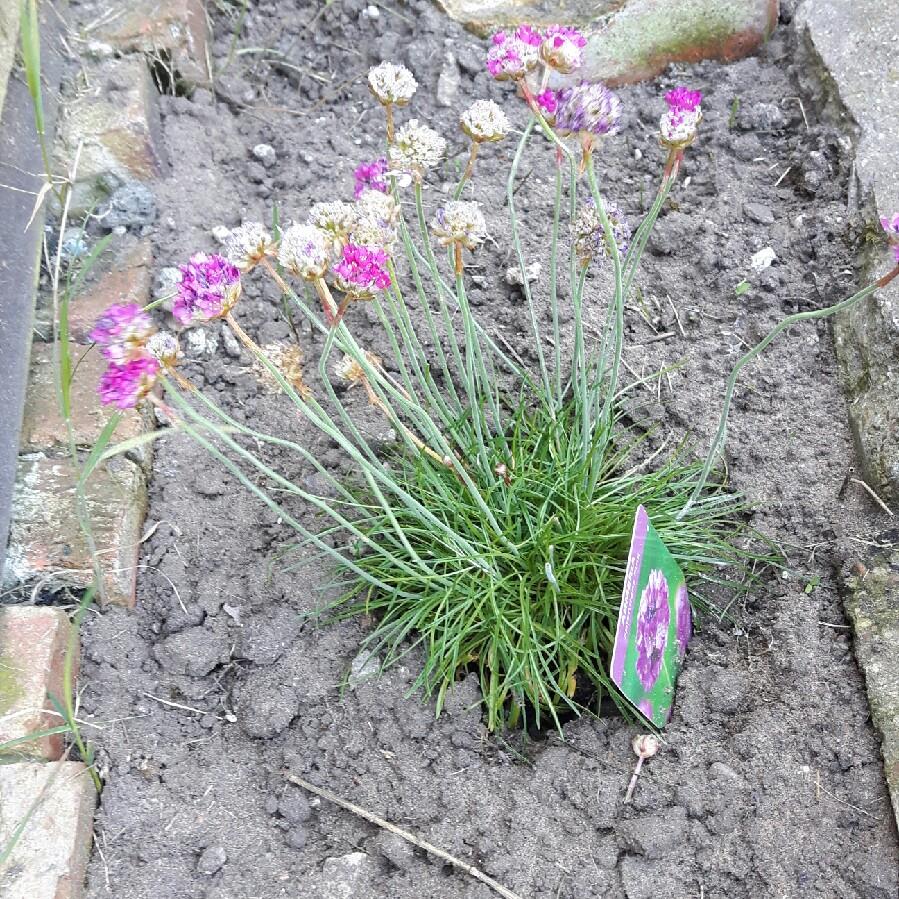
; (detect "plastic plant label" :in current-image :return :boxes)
[610,505,692,727]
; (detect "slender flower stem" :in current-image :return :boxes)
[549,163,563,408]
[454,142,479,199]
[678,265,899,520]
[385,103,395,144]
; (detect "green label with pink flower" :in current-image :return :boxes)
[610,505,691,727]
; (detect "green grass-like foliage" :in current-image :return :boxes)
[335,402,762,732]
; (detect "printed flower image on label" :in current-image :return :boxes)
[610,506,692,727]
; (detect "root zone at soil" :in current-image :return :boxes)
[72,2,898,897]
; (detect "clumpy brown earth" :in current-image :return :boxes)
[73,0,898,896]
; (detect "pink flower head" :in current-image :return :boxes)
[541,26,587,74]
[90,303,155,363]
[555,81,622,137]
[173,253,241,325]
[487,28,541,80]
[665,87,703,114]
[881,214,899,261]
[98,356,159,409]
[333,244,391,295]
[353,158,388,199]
[536,89,559,118]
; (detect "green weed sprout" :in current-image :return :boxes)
[86,30,899,731]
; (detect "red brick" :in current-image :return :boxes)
[6,455,147,607]
[95,0,211,86]
[66,239,153,345]
[0,762,96,899]
[0,607,75,760]
[20,343,150,454]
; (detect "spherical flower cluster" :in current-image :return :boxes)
[308,201,358,245]
[634,569,670,691]
[368,61,417,106]
[388,119,446,177]
[173,254,242,325]
[460,99,510,143]
[486,26,542,81]
[536,89,559,120]
[555,81,622,137]
[146,331,180,368]
[573,198,631,267]
[539,26,587,75]
[332,244,392,295]
[660,86,703,149]
[279,224,331,280]
[881,213,899,263]
[98,356,160,410]
[89,303,155,364]
[353,158,388,198]
[222,222,276,272]
[431,201,488,250]
[352,190,399,252]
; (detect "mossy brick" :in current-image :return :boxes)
[5,455,147,607]
[54,56,167,215]
[0,762,96,899]
[843,545,899,829]
[20,343,150,455]
[435,0,778,83]
[0,607,75,761]
[93,0,210,87]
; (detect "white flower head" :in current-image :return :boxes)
[460,99,510,143]
[352,190,399,253]
[659,108,702,149]
[431,201,488,250]
[146,331,180,367]
[307,201,358,244]
[389,119,446,178]
[368,62,417,106]
[278,223,331,280]
[223,222,276,272]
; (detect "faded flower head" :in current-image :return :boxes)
[632,734,659,759]
[222,222,275,272]
[173,254,241,325]
[881,213,899,262]
[98,356,159,409]
[540,26,587,75]
[332,244,392,295]
[308,201,358,245]
[252,343,309,398]
[555,81,622,137]
[354,157,388,198]
[333,350,381,386]
[146,331,180,368]
[90,303,155,364]
[660,86,703,149]
[634,569,670,691]
[431,201,488,250]
[352,190,399,252]
[573,198,631,267]
[486,26,542,81]
[389,119,446,177]
[279,224,331,280]
[368,61,417,106]
[460,99,510,143]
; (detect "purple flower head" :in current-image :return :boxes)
[173,253,241,325]
[881,214,899,262]
[665,87,703,114]
[354,158,389,199]
[89,303,155,363]
[333,244,391,295]
[634,569,670,691]
[486,29,541,80]
[675,583,692,660]
[536,89,559,118]
[98,356,159,409]
[555,82,622,137]
[541,26,587,74]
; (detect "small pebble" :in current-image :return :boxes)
[252,143,278,168]
[197,845,227,875]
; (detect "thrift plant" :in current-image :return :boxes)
[90,25,899,731]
